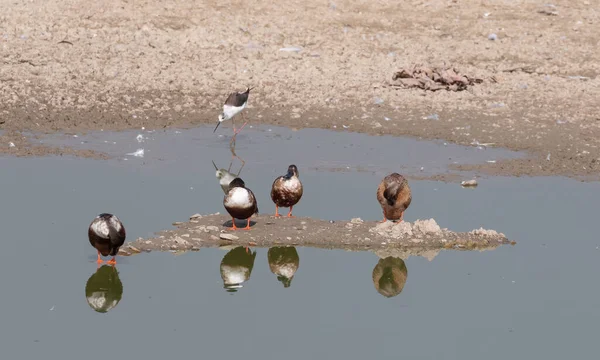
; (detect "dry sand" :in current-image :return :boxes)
[116,213,514,260]
[1,0,599,179]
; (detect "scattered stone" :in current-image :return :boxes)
[172,222,183,226]
[190,213,202,220]
[127,245,141,253]
[390,64,484,92]
[219,233,239,241]
[206,226,219,232]
[461,179,478,187]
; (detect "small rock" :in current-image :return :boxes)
[127,245,141,253]
[461,179,478,187]
[350,218,364,224]
[220,233,239,241]
[191,246,200,251]
[206,226,219,232]
[412,219,442,234]
[172,222,183,226]
[488,33,498,41]
[190,214,202,220]
[210,235,219,241]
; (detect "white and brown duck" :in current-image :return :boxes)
[270,164,303,218]
[223,177,258,230]
[220,246,257,293]
[88,213,126,266]
[376,173,412,223]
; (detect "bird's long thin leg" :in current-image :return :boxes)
[274,205,281,217]
[234,113,248,135]
[106,256,117,266]
[287,206,295,218]
[378,211,387,223]
[96,251,104,265]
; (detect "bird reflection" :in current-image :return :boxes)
[267,246,300,288]
[372,257,408,298]
[220,246,257,293]
[85,265,124,313]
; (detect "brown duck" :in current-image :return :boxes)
[376,173,412,223]
[88,213,126,265]
[223,177,258,230]
[270,164,303,217]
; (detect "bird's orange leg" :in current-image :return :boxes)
[274,206,281,218]
[245,246,250,253]
[96,251,104,265]
[243,218,251,230]
[378,212,387,223]
[287,206,295,218]
[106,257,117,266]
[230,217,239,230]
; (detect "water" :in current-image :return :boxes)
[0,126,598,359]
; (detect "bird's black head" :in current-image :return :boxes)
[284,164,299,179]
[228,177,246,189]
[97,213,113,220]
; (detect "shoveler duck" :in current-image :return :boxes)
[220,246,257,293]
[223,177,258,230]
[88,213,126,265]
[85,264,124,313]
[270,164,303,217]
[267,246,300,288]
[212,160,240,194]
[372,256,408,298]
[376,173,412,223]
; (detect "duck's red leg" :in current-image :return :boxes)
[245,246,250,253]
[230,217,239,230]
[96,251,104,265]
[287,206,295,218]
[106,257,117,266]
[378,211,387,223]
[274,206,281,218]
[243,218,252,230]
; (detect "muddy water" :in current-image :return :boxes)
[1,126,598,359]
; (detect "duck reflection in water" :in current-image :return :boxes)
[220,246,257,293]
[372,257,408,298]
[85,265,124,313]
[267,246,300,288]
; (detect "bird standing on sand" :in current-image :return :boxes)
[376,173,412,223]
[223,177,259,230]
[213,87,254,137]
[270,164,303,218]
[88,213,126,266]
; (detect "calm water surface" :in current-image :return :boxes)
[0,126,597,359]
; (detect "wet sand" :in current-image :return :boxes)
[1,0,599,179]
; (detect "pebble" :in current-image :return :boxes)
[220,233,239,241]
[461,179,478,187]
[206,226,219,232]
[189,213,202,220]
[172,222,183,226]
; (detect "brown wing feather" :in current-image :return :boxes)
[270,176,303,208]
[224,90,250,107]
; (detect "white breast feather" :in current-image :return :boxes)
[285,177,301,189]
[109,216,122,232]
[225,188,252,208]
[222,103,246,120]
[91,221,109,238]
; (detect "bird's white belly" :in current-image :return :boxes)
[225,188,253,208]
[222,103,246,121]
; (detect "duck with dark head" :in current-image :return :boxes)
[223,177,258,231]
[270,164,303,218]
[88,213,126,266]
[376,173,412,223]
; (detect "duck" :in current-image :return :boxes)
[372,256,408,298]
[376,173,412,223]
[270,164,303,217]
[267,246,300,288]
[220,246,257,293]
[88,213,126,265]
[85,264,124,313]
[212,160,240,194]
[223,177,258,230]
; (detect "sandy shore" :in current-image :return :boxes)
[1,0,599,179]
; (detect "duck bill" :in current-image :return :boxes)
[212,160,219,171]
[284,170,294,179]
[213,121,222,133]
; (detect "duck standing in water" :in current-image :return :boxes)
[270,164,303,218]
[88,213,126,265]
[223,177,258,230]
[376,173,412,223]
